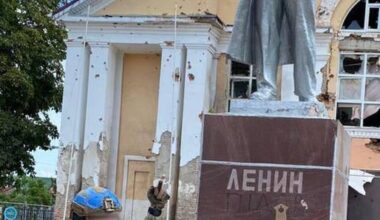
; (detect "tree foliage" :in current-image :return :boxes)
[0,0,67,186]
[0,176,55,205]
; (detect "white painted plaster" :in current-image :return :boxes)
[153,45,186,154]
[107,49,123,191]
[60,42,90,147]
[81,42,117,186]
[65,22,219,51]
[57,42,90,195]
[81,143,101,184]
[83,42,116,148]
[180,44,216,166]
[56,148,82,194]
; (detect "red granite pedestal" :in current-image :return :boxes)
[197,114,351,220]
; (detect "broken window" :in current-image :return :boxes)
[230,79,249,98]
[337,104,361,126]
[367,56,380,75]
[337,53,380,128]
[339,78,362,100]
[229,61,257,99]
[340,55,364,74]
[342,0,380,31]
[363,105,380,127]
[342,0,366,30]
[369,7,380,29]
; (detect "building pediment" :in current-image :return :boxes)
[55,0,116,18]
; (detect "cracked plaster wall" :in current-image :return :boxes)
[176,157,200,220]
[55,146,83,220]
[81,135,111,188]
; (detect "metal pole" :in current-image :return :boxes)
[168,5,186,219]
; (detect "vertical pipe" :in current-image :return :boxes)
[169,7,187,220]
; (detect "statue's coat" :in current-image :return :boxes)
[228,0,295,66]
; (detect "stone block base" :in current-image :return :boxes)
[229,100,328,118]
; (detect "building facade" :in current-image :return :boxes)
[55,0,380,219]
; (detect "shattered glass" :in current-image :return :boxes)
[337,104,361,126]
[365,78,380,101]
[340,55,364,75]
[339,78,362,100]
[363,105,380,127]
[367,56,380,75]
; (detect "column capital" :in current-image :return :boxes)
[65,40,85,48]
[160,42,185,50]
[185,43,216,54]
[88,41,111,48]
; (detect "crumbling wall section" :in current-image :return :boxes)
[176,157,200,220]
[154,131,174,179]
[55,145,83,219]
[317,0,340,28]
[81,133,111,189]
[317,0,359,117]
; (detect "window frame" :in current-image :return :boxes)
[342,0,380,32]
[336,52,380,138]
[228,60,257,101]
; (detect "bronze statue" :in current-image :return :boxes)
[229,0,317,102]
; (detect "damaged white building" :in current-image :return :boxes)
[54,0,380,219]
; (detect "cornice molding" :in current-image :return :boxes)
[185,43,217,55]
[346,128,380,139]
[65,40,86,48]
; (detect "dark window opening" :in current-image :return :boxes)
[342,0,366,30]
[369,8,380,29]
[230,80,249,98]
[231,61,250,76]
[337,104,361,126]
[364,108,380,127]
[369,0,380,3]
[342,57,363,74]
[229,61,256,99]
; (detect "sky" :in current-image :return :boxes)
[32,111,61,178]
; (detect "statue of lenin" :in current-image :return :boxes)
[229,0,317,102]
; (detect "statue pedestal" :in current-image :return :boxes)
[229,100,328,118]
[197,101,351,220]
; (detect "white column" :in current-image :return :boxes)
[81,42,117,188]
[55,41,90,219]
[153,44,187,220]
[153,44,186,155]
[107,50,123,192]
[180,44,215,166]
[176,44,216,219]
